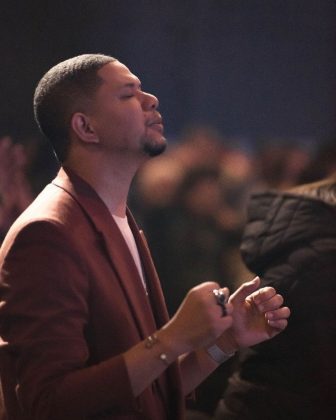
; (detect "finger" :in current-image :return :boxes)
[229,276,260,304]
[248,286,277,305]
[218,287,230,305]
[196,281,221,291]
[188,281,221,298]
[224,302,233,316]
[265,306,291,321]
[213,289,231,317]
[267,318,288,331]
[214,305,233,320]
[255,294,284,312]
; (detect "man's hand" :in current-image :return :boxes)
[215,277,290,353]
[160,282,233,357]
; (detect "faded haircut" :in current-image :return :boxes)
[34,54,116,162]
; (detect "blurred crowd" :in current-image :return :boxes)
[1,126,335,417]
[130,126,336,315]
[0,135,58,241]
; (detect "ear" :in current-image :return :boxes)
[71,112,99,144]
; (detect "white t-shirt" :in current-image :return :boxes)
[112,214,147,293]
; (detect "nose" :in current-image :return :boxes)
[141,91,159,110]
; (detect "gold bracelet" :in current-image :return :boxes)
[145,334,170,366]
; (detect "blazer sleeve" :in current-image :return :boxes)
[0,220,138,419]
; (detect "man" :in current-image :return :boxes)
[0,54,289,420]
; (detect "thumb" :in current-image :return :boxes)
[229,276,260,304]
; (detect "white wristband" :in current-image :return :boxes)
[206,344,235,365]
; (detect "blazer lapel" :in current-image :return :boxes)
[127,211,185,416]
[52,167,157,338]
[127,210,170,328]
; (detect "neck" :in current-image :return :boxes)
[65,153,143,217]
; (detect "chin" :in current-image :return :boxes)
[143,137,167,157]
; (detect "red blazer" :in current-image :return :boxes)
[0,167,184,420]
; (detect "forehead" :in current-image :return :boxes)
[97,61,140,88]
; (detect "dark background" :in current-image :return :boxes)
[1,0,336,150]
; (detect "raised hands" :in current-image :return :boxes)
[215,276,290,353]
[160,276,289,360]
[0,137,33,238]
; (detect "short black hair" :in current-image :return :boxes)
[34,53,116,162]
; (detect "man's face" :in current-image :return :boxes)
[88,61,166,158]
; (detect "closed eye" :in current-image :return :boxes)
[121,94,135,99]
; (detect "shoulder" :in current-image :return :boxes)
[242,186,336,268]
[6,182,82,230]
[290,176,336,206]
[0,182,92,260]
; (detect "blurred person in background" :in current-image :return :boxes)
[253,142,311,191]
[0,54,290,420]
[0,135,58,243]
[0,137,33,242]
[298,138,336,184]
[154,166,240,317]
[214,142,336,420]
[167,125,225,171]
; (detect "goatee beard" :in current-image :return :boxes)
[143,138,167,157]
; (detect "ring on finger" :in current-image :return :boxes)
[212,289,228,317]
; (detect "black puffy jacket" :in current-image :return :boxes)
[216,177,336,420]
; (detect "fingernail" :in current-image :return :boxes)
[249,276,259,285]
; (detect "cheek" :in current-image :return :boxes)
[93,102,146,140]
[114,105,145,133]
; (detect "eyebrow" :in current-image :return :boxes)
[122,81,142,89]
